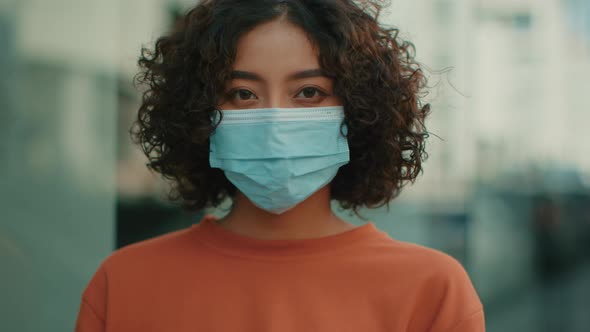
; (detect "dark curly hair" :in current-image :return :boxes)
[131,0,430,216]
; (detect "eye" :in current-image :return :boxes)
[228,88,257,101]
[295,86,328,99]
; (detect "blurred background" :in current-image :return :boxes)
[1,0,589,331]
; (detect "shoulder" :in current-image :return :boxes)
[373,235,471,282]
[77,226,198,322]
[369,235,482,309]
[400,241,481,304]
[81,225,197,299]
[377,238,484,331]
[102,225,197,273]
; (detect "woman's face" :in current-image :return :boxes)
[218,18,342,110]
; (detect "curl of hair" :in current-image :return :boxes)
[131,0,430,217]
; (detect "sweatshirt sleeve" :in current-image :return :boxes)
[425,255,486,332]
[75,263,108,332]
[442,309,485,332]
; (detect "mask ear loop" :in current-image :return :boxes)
[211,108,224,130]
[339,106,349,138]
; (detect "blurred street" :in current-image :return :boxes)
[487,261,590,332]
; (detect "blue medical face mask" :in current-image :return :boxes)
[209,106,350,214]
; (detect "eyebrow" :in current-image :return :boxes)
[229,69,329,81]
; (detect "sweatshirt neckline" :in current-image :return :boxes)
[191,215,381,260]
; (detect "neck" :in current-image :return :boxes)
[215,185,354,240]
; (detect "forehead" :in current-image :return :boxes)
[232,19,320,74]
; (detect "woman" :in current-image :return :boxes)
[75,0,485,331]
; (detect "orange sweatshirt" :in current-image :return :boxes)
[75,215,485,332]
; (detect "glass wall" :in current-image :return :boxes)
[1,1,201,330]
[0,1,117,330]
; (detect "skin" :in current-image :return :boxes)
[214,17,357,240]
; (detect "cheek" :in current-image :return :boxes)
[325,94,343,106]
[217,102,228,110]
[216,99,228,110]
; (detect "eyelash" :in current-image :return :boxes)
[227,86,329,101]
[227,88,256,101]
